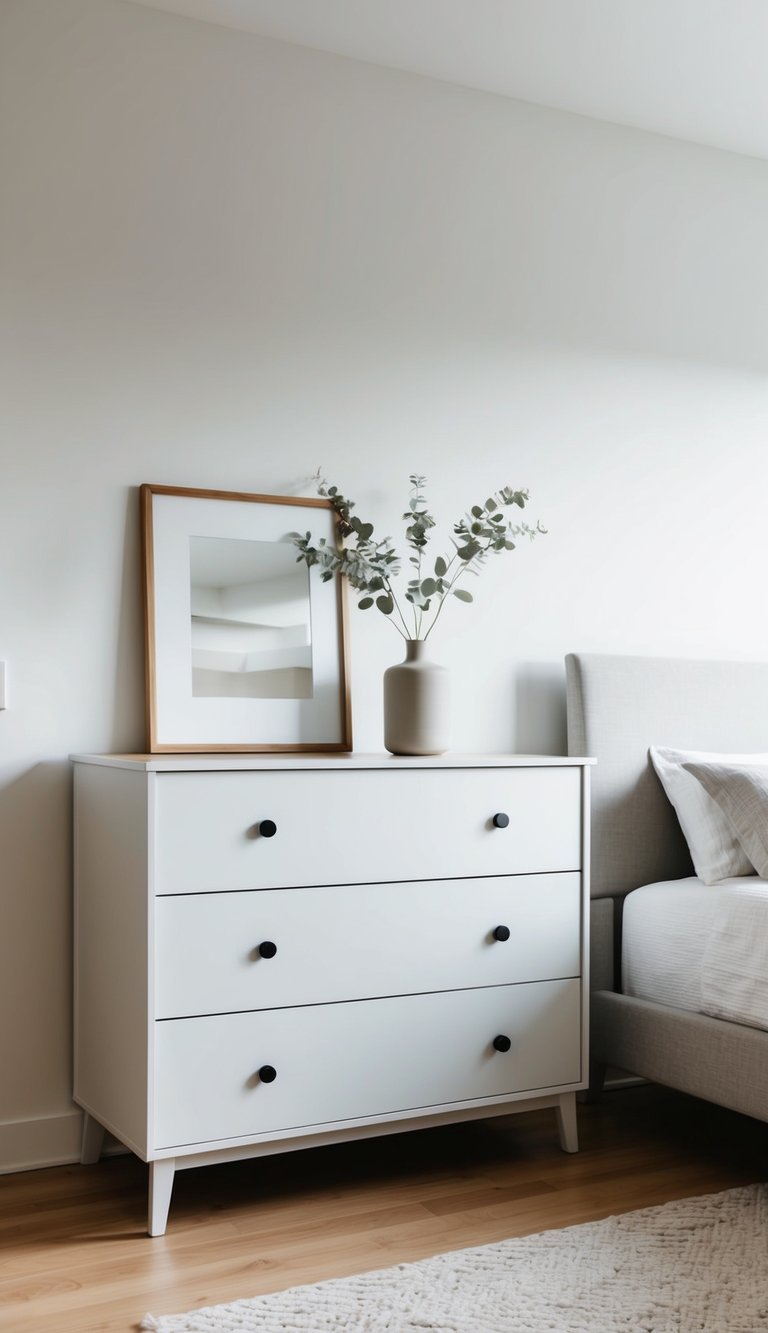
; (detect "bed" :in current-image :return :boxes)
[565,652,768,1123]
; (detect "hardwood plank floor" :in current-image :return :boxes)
[1,1085,766,1332]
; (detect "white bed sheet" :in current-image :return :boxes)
[622,875,768,1031]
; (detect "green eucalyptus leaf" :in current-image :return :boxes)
[456,540,481,561]
[453,589,474,602]
[358,597,374,610]
[376,594,394,615]
[420,578,437,596]
[434,555,447,577]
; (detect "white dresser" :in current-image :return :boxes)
[72,753,592,1235]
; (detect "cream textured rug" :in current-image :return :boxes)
[141,1184,768,1332]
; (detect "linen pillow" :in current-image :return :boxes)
[683,762,768,880]
[649,746,768,883]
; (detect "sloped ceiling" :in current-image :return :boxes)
[127,0,768,161]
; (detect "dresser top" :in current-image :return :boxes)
[71,752,595,771]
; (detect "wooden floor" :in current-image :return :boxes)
[1,1084,767,1332]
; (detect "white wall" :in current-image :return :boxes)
[2,0,768,1170]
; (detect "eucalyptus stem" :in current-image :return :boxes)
[383,576,412,640]
[423,553,461,641]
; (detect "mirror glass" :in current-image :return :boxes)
[189,536,313,699]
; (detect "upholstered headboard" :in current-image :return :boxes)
[566,653,768,900]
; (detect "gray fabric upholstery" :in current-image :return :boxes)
[566,653,768,899]
[589,897,615,992]
[567,652,768,1121]
[592,990,768,1125]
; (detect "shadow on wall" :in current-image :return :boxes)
[0,760,73,1117]
[0,489,144,1132]
[514,662,568,754]
[113,487,147,753]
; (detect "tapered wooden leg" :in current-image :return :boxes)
[148,1159,176,1237]
[556,1092,579,1153]
[80,1113,106,1165]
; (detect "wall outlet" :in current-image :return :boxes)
[0,661,6,710]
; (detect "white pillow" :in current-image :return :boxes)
[683,762,768,880]
[649,746,768,884]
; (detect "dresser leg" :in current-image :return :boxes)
[80,1113,106,1165]
[148,1159,176,1237]
[556,1092,579,1153]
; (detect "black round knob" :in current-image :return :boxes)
[258,1064,277,1083]
[492,1034,512,1053]
[258,940,277,959]
[493,925,511,942]
[492,812,510,829]
[258,819,277,838]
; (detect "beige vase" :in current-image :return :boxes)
[383,639,451,756]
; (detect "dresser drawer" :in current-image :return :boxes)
[154,978,581,1148]
[153,767,582,894]
[154,873,581,1018]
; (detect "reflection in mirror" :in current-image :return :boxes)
[189,537,313,699]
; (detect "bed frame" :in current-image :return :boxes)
[566,652,768,1124]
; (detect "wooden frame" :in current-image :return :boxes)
[141,485,352,753]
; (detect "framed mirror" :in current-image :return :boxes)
[141,485,352,752]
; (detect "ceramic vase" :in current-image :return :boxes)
[383,638,451,756]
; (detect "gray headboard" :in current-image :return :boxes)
[566,653,768,899]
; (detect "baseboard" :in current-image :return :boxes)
[1,1079,643,1175]
[0,1111,125,1174]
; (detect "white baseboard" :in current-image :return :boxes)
[1,1079,645,1176]
[0,1111,125,1174]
